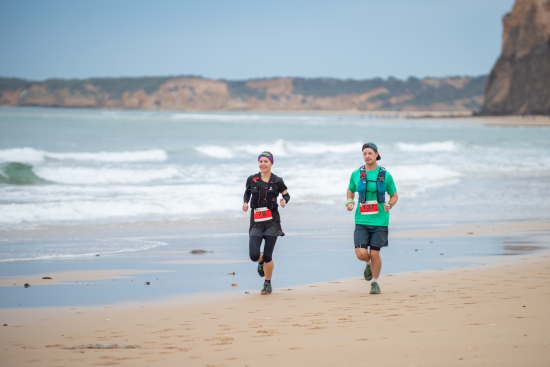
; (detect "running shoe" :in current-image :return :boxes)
[370,282,381,294]
[364,263,373,281]
[257,253,265,277]
[257,262,265,277]
[261,282,272,295]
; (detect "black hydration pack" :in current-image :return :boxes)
[250,173,278,209]
[358,166,386,204]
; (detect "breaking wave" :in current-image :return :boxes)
[35,166,180,185]
[195,140,361,158]
[0,162,49,185]
[0,148,168,163]
[0,163,179,185]
[396,141,459,153]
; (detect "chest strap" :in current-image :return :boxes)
[358,166,386,204]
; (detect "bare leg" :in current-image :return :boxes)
[355,248,370,262]
[264,261,274,281]
[355,248,382,279]
[370,250,382,279]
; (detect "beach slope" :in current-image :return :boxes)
[1,251,549,366]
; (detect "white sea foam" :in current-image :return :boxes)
[194,140,362,158]
[172,113,264,121]
[34,166,180,185]
[0,182,242,225]
[171,113,328,122]
[193,146,235,159]
[396,141,459,153]
[0,239,168,262]
[0,148,168,163]
[390,164,460,196]
[280,163,461,201]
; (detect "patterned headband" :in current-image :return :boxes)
[257,152,274,164]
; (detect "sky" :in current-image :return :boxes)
[0,0,515,81]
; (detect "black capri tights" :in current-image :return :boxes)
[249,236,277,263]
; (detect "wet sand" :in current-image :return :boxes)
[1,223,549,366]
[0,270,172,287]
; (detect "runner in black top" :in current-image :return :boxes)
[243,151,290,295]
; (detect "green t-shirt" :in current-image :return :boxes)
[347,165,397,227]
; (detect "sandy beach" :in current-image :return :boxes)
[1,223,549,367]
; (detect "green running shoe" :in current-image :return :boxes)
[261,282,272,295]
[364,263,373,281]
[370,282,381,294]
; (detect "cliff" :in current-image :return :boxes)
[481,0,550,115]
[0,75,486,113]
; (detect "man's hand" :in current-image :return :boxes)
[346,202,354,211]
[242,203,249,212]
[384,203,391,212]
[280,198,286,208]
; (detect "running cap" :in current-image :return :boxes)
[258,151,274,164]
[362,142,381,160]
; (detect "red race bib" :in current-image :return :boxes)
[360,201,378,215]
[254,208,273,222]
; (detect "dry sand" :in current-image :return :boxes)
[1,235,549,366]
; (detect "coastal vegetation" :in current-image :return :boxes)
[0,74,487,112]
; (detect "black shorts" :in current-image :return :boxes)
[354,225,388,249]
[249,221,285,237]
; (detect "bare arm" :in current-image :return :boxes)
[279,190,288,208]
[242,179,251,212]
[346,189,355,211]
[384,193,399,212]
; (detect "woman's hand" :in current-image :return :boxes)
[279,198,286,208]
[242,203,249,212]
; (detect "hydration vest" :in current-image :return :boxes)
[250,173,278,209]
[358,166,386,204]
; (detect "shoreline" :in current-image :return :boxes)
[1,221,548,300]
[2,105,549,126]
[1,226,549,366]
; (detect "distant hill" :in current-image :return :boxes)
[0,75,487,112]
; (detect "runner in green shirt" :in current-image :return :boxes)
[346,142,398,294]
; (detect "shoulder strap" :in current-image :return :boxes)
[376,167,386,203]
[377,166,386,181]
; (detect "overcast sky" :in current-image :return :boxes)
[0,0,514,81]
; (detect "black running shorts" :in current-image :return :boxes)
[354,224,388,249]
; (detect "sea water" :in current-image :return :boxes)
[2,107,550,255]
[1,107,549,306]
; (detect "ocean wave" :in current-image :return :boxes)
[193,145,235,159]
[195,140,362,158]
[0,162,462,226]
[171,113,329,122]
[0,148,168,163]
[390,164,460,196]
[269,164,461,201]
[391,164,460,181]
[34,166,180,185]
[396,141,459,153]
[0,162,48,185]
[0,185,241,225]
[0,239,168,262]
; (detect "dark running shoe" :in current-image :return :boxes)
[261,282,272,295]
[257,263,265,277]
[364,263,373,281]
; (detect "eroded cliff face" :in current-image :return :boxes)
[481,0,550,115]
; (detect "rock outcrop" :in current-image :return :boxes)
[481,0,550,115]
